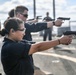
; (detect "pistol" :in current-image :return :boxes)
[36,16,42,19]
[57,17,70,20]
[63,31,76,35]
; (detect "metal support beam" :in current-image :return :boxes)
[33,0,36,18]
[53,0,56,20]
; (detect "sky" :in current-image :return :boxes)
[0,0,76,30]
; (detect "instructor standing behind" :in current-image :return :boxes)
[43,12,53,41]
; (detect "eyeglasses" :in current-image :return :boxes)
[17,28,26,32]
[20,13,28,18]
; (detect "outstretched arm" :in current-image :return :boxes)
[29,35,72,55]
[25,19,63,32]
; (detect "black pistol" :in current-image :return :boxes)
[36,16,42,19]
[63,31,76,35]
[57,17,70,20]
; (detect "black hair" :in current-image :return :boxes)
[0,18,24,36]
[14,5,28,15]
[8,9,14,17]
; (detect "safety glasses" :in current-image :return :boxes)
[17,28,26,32]
[20,13,28,18]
